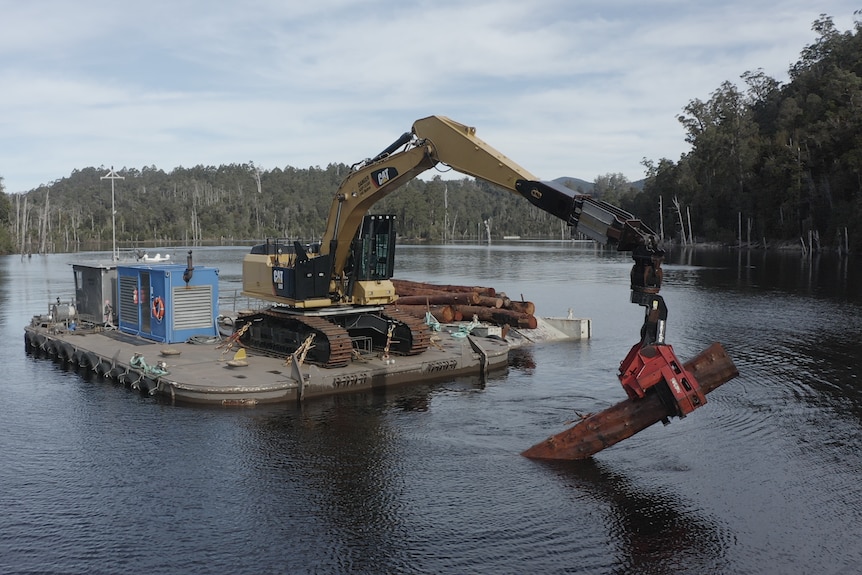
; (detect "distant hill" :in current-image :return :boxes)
[553,176,594,193]
[552,177,645,194]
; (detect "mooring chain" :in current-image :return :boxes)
[284,334,315,367]
[381,323,395,360]
[218,321,252,354]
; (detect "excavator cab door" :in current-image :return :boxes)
[350,214,397,282]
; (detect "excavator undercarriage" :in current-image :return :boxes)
[233,305,431,368]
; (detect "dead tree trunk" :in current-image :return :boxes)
[672,196,686,245]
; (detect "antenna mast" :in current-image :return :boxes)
[101,167,124,261]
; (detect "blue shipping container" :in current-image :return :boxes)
[117,263,219,343]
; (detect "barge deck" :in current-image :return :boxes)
[24,316,587,406]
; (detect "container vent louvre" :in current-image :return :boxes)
[119,276,138,326]
[172,285,212,330]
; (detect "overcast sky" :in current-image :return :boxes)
[0,1,858,194]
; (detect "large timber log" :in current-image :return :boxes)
[455,305,537,329]
[521,342,738,460]
[390,285,453,297]
[505,300,536,315]
[392,279,497,297]
[474,295,505,308]
[394,304,458,323]
[395,292,480,306]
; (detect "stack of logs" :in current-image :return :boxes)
[392,279,538,329]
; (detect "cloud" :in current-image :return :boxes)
[0,0,858,193]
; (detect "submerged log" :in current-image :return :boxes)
[521,342,738,460]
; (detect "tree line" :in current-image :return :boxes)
[0,164,592,255]
[622,14,862,254]
[0,14,859,255]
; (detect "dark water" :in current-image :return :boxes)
[2,244,861,575]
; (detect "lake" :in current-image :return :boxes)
[1,242,860,574]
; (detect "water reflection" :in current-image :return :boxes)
[669,248,860,302]
[242,380,492,574]
[507,347,537,372]
[543,458,731,575]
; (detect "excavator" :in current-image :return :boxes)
[238,115,735,446]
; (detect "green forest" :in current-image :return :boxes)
[1,14,860,255]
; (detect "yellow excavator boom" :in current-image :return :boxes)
[320,115,543,277]
[242,115,658,308]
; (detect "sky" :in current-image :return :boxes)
[0,1,858,194]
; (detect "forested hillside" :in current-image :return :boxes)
[2,14,860,255]
[2,164,592,255]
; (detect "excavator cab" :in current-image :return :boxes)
[344,214,397,304]
[349,214,397,282]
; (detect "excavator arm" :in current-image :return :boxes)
[425,117,707,420]
[245,115,713,423]
[323,116,659,275]
[327,116,706,421]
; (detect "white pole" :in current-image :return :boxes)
[101,167,124,261]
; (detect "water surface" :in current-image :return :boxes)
[2,244,860,574]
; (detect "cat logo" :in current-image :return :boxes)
[371,167,398,189]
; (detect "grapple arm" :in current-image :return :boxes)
[620,249,706,419]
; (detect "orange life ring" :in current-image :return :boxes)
[151,296,165,322]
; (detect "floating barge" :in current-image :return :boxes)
[24,319,515,405]
[24,262,589,406]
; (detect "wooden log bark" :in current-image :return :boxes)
[505,300,536,315]
[392,278,496,296]
[395,292,480,306]
[389,285,452,297]
[454,305,537,329]
[394,304,456,323]
[521,342,738,460]
[474,295,504,308]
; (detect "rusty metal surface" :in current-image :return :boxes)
[521,342,738,460]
